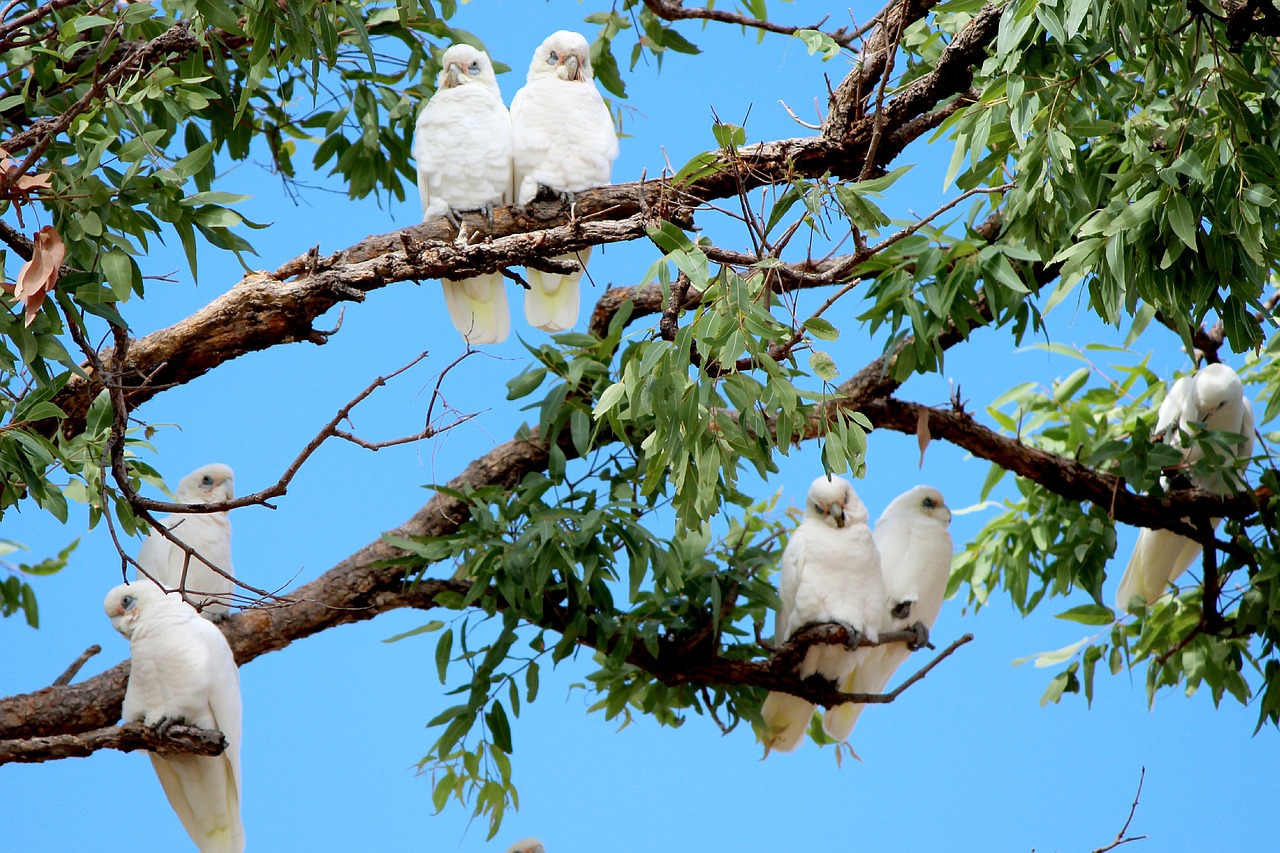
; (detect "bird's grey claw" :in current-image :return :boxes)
[153,716,184,737]
[908,621,931,651]
[834,620,862,651]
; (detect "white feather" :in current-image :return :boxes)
[136,464,235,620]
[510,31,618,332]
[823,486,953,742]
[1115,363,1254,609]
[414,44,513,344]
[106,581,244,853]
[760,476,883,754]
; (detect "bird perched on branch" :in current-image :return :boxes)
[414,43,514,344]
[1115,362,1254,610]
[510,30,618,332]
[823,485,953,743]
[105,581,244,853]
[137,463,236,620]
[760,475,884,754]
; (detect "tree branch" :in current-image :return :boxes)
[641,0,859,47]
[860,396,1266,537]
[0,720,226,766]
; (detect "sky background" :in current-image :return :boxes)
[4,1,1279,851]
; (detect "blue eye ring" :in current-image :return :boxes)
[121,595,137,611]
[547,50,558,65]
[201,475,214,486]
[922,496,937,509]
[467,61,480,76]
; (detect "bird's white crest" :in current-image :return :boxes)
[105,581,245,853]
[1115,363,1254,609]
[414,43,513,344]
[505,837,546,853]
[510,30,618,332]
[760,475,883,754]
[136,463,236,620]
[823,485,954,743]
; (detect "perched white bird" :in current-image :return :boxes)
[505,838,546,853]
[105,581,244,853]
[823,486,953,742]
[509,30,619,332]
[1115,363,1255,609]
[760,475,884,754]
[137,463,236,620]
[413,43,513,345]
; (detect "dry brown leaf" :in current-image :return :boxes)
[13,225,65,327]
[916,406,931,469]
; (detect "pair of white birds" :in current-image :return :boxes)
[1114,361,1255,610]
[102,463,243,853]
[761,478,955,754]
[414,32,620,345]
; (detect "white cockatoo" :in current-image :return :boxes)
[509,30,619,332]
[823,486,954,742]
[505,838,546,853]
[760,475,884,754]
[1115,363,1254,610]
[413,43,513,345]
[105,581,244,853]
[137,463,236,620]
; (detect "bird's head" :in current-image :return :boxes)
[504,839,546,853]
[436,44,498,90]
[903,485,951,525]
[103,581,168,638]
[529,31,593,83]
[1192,362,1244,420]
[805,474,866,529]
[175,463,235,505]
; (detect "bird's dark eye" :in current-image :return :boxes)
[201,475,214,487]
[121,595,136,611]
[467,61,480,76]
[922,496,937,509]
[547,50,558,64]
[813,503,826,514]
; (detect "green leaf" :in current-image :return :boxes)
[1054,604,1116,626]
[803,317,840,341]
[383,621,445,643]
[808,351,839,382]
[435,628,454,684]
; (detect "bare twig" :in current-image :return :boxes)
[52,646,101,687]
[1090,767,1147,853]
[641,0,858,47]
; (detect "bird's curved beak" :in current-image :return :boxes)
[563,53,581,81]
[829,502,845,528]
[444,62,462,88]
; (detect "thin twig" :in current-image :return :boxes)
[52,645,101,687]
[1090,767,1147,853]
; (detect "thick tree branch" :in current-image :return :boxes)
[32,114,958,445]
[0,721,226,765]
[861,396,1266,536]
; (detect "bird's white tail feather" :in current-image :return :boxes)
[1116,528,1200,609]
[760,691,815,754]
[525,249,588,332]
[822,647,887,741]
[442,274,510,344]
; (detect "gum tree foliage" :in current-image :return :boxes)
[1,0,1279,836]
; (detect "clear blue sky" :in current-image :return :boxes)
[4,2,1278,851]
